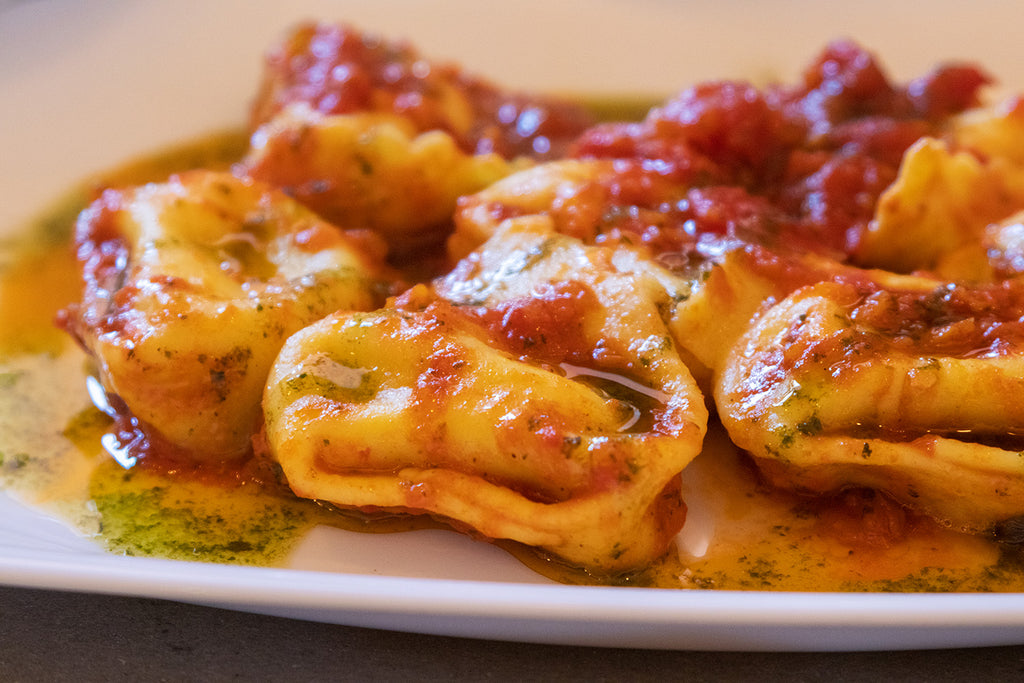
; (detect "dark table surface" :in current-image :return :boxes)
[2,585,1024,682]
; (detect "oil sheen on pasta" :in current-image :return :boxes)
[2,131,1024,591]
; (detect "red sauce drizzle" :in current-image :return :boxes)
[462,280,599,365]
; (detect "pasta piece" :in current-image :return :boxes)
[857,137,1024,273]
[61,170,395,460]
[448,159,615,261]
[715,278,1024,532]
[669,248,953,386]
[450,157,790,263]
[859,96,1024,275]
[262,221,708,571]
[240,105,519,253]
[666,246,835,387]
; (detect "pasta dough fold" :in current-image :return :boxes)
[262,221,708,571]
[241,105,520,254]
[716,278,1024,532]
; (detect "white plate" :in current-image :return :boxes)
[4,0,1024,652]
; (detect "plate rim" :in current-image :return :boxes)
[5,0,1024,653]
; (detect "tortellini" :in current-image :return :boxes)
[62,170,394,459]
[715,278,1024,532]
[858,137,1024,274]
[858,97,1024,276]
[241,105,521,254]
[262,221,708,571]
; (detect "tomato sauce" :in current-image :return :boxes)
[792,276,1024,360]
[464,280,599,364]
[571,41,990,259]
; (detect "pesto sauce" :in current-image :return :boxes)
[87,459,339,565]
